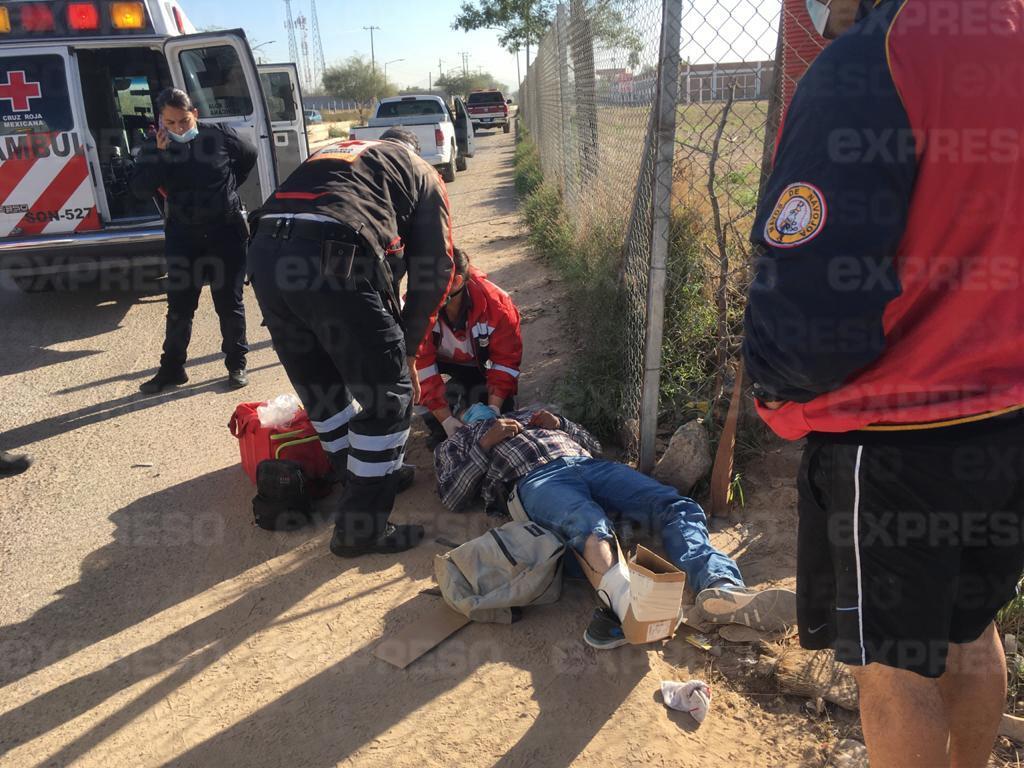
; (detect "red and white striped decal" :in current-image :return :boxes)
[0,131,100,238]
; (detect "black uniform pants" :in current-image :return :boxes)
[161,217,249,373]
[438,360,516,413]
[247,228,412,544]
[422,360,517,446]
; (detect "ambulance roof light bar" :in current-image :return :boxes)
[0,1,152,36]
[67,3,101,31]
[110,2,145,29]
[22,4,56,32]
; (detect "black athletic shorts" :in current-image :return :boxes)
[797,411,1024,678]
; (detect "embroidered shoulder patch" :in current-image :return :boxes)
[764,182,827,248]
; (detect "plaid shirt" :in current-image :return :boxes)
[434,409,602,512]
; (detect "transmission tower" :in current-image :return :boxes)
[283,0,299,68]
[310,0,326,87]
[295,14,312,91]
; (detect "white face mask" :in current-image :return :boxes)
[805,0,832,36]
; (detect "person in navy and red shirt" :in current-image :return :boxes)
[415,247,524,447]
[743,1,1024,765]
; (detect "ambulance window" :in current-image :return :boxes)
[116,76,155,120]
[0,55,73,135]
[259,71,296,122]
[177,46,253,118]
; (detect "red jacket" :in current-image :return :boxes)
[415,267,523,412]
[743,0,1024,439]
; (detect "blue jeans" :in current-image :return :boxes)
[516,457,743,592]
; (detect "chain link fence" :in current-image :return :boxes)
[519,0,824,471]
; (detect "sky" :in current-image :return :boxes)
[188,0,528,92]
[187,0,784,93]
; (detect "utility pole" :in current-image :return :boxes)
[458,51,470,77]
[363,25,381,104]
[363,25,380,77]
[438,58,444,84]
[310,0,326,87]
[283,0,298,67]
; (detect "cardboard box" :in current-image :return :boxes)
[574,539,687,645]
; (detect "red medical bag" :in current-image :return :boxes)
[228,402,331,485]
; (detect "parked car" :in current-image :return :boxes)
[348,95,475,183]
[466,90,511,134]
[304,108,324,124]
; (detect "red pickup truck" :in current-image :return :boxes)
[466,90,511,134]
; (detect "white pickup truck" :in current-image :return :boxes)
[349,95,475,183]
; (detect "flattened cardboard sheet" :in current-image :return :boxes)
[373,600,470,669]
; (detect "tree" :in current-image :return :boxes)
[322,55,397,120]
[589,0,643,70]
[435,70,509,99]
[452,0,555,63]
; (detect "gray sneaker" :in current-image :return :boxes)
[696,585,797,633]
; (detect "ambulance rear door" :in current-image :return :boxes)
[258,63,308,181]
[162,30,278,211]
[0,47,102,239]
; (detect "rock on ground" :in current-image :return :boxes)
[829,739,869,767]
[652,418,713,495]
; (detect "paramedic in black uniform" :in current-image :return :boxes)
[247,128,455,557]
[131,88,257,393]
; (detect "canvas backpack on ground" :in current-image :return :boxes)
[435,520,566,624]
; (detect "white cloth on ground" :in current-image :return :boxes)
[661,680,711,723]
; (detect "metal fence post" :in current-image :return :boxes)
[570,0,598,183]
[638,0,683,475]
[556,3,574,203]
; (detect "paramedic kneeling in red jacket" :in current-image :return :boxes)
[416,248,523,445]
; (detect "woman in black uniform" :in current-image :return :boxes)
[131,88,258,393]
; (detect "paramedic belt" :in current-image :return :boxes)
[254,216,403,328]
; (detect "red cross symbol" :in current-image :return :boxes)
[0,71,42,112]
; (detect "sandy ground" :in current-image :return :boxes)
[0,129,886,767]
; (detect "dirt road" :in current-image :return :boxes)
[0,130,836,767]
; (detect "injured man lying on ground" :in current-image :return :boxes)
[434,404,796,649]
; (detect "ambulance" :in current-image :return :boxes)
[0,0,308,290]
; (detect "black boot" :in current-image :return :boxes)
[422,412,448,450]
[330,523,425,557]
[0,451,32,477]
[139,368,188,394]
[395,464,415,494]
[227,368,249,389]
